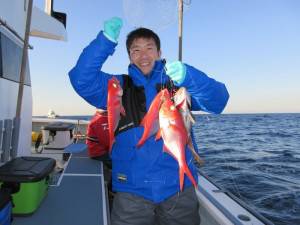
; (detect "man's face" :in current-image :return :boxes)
[129,37,161,75]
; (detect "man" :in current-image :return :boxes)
[86,109,110,160]
[86,108,112,186]
[69,17,229,225]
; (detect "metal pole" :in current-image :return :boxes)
[13,0,33,158]
[178,0,183,61]
[16,0,33,118]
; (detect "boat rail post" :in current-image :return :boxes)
[1,120,13,163]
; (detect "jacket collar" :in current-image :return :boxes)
[128,60,168,86]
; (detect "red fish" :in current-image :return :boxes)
[156,95,197,191]
[173,87,204,165]
[107,77,125,152]
[136,89,170,147]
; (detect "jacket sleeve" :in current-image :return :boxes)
[180,64,229,114]
[68,31,122,109]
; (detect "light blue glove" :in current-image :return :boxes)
[103,17,123,43]
[165,61,186,85]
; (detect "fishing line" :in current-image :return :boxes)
[217,132,251,202]
[202,116,246,201]
[192,116,245,202]
[223,155,245,200]
[211,123,244,199]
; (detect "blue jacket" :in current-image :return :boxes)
[69,31,229,203]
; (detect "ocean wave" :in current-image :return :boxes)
[247,131,293,138]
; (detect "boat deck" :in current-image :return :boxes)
[13,144,109,225]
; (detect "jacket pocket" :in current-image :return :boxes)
[111,135,136,185]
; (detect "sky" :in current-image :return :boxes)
[29,0,300,116]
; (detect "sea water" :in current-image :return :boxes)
[193,113,300,225]
[59,113,300,225]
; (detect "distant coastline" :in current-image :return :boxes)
[33,112,300,118]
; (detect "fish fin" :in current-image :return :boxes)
[188,139,205,166]
[155,129,162,140]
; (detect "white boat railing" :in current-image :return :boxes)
[197,170,274,225]
[32,118,89,151]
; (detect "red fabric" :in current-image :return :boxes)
[86,111,109,157]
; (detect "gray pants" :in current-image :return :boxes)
[111,187,200,225]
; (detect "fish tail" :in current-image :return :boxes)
[136,127,149,148]
[109,136,114,153]
[193,152,205,166]
[180,163,198,191]
[184,165,197,188]
[136,138,144,148]
[179,166,184,192]
[188,139,205,166]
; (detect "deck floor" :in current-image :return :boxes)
[13,144,108,225]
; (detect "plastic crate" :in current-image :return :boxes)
[0,157,55,215]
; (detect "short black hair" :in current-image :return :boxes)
[126,28,161,54]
